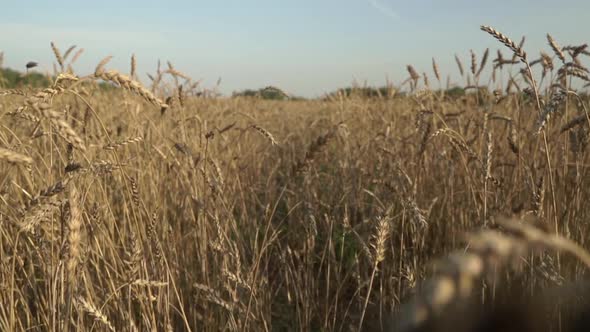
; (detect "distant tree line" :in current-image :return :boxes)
[232,86,297,100]
[0,67,125,91]
[0,68,51,88]
[5,66,579,101]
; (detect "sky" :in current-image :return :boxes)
[1,0,589,97]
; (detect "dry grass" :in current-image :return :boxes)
[1,25,590,332]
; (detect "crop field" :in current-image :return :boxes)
[1,26,590,331]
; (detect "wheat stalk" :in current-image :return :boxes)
[536,89,567,132]
[67,185,82,285]
[70,48,84,65]
[406,65,420,83]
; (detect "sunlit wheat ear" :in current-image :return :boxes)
[568,44,590,58]
[536,89,567,133]
[165,62,191,80]
[432,58,441,82]
[50,41,64,70]
[193,283,235,312]
[512,36,526,62]
[476,48,489,77]
[250,124,278,146]
[540,51,555,77]
[372,216,391,264]
[557,63,590,82]
[62,45,77,62]
[0,148,33,165]
[293,127,338,174]
[25,175,73,210]
[130,53,136,79]
[125,230,142,281]
[18,199,62,233]
[70,48,84,65]
[422,72,430,88]
[454,54,464,76]
[1,89,26,97]
[470,49,477,75]
[103,136,143,151]
[77,297,115,332]
[547,34,566,64]
[483,131,493,182]
[94,69,168,109]
[61,183,83,326]
[94,56,113,76]
[55,72,79,84]
[561,114,587,133]
[395,218,590,331]
[508,123,519,155]
[358,215,391,331]
[129,177,140,208]
[27,102,86,151]
[532,176,545,218]
[131,280,168,287]
[147,212,163,264]
[480,25,527,63]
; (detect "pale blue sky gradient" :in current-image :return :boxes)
[1,0,589,96]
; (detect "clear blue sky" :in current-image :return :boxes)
[1,0,589,97]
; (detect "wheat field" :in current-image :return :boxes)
[1,26,590,332]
